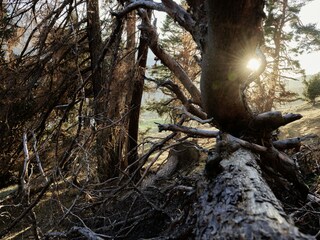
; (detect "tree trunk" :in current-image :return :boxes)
[200,0,265,136]
[98,8,137,180]
[196,148,313,239]
[264,0,287,112]
[127,10,151,174]
[196,0,312,238]
[87,0,111,181]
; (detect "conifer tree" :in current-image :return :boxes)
[247,0,320,112]
[149,4,200,121]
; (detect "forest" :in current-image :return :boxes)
[1,0,320,239]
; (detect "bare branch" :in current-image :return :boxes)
[273,134,318,150]
[67,226,105,240]
[253,111,302,131]
[21,132,31,195]
[32,131,48,182]
[158,79,207,119]
[158,123,219,138]
[178,106,211,124]
[114,0,196,38]
[161,0,196,35]
[138,9,202,105]
[114,1,166,18]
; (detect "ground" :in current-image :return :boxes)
[280,101,320,138]
[1,100,320,239]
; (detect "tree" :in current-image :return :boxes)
[247,0,320,112]
[0,0,318,239]
[115,0,314,237]
[303,73,320,105]
[157,0,313,238]
[148,10,201,122]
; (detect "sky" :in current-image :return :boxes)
[294,0,320,75]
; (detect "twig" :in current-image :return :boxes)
[0,178,53,238]
[32,131,48,182]
[21,132,31,195]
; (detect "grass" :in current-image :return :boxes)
[280,101,320,138]
[0,185,18,199]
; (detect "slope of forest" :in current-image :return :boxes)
[1,0,320,239]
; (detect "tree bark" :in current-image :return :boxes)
[87,0,110,181]
[127,10,151,174]
[201,0,265,136]
[196,148,314,239]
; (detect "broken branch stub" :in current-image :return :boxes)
[253,111,303,132]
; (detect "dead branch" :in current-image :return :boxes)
[253,111,303,131]
[161,0,196,36]
[21,132,31,195]
[114,1,166,18]
[32,131,48,181]
[67,226,107,240]
[138,9,202,105]
[273,134,318,150]
[159,79,207,120]
[177,106,212,124]
[158,123,219,138]
[114,0,197,41]
[157,123,267,152]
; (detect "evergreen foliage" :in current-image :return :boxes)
[148,3,200,121]
[247,0,320,112]
[303,73,320,105]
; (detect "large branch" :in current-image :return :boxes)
[114,1,166,17]
[159,123,309,197]
[196,148,313,239]
[161,0,196,37]
[253,111,303,132]
[273,134,318,150]
[115,0,198,45]
[138,10,202,105]
[159,79,207,119]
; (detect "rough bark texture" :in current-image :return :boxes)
[127,10,150,173]
[196,148,314,240]
[87,0,110,181]
[201,0,265,136]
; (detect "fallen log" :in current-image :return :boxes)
[196,148,314,239]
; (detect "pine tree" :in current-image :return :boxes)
[247,0,320,112]
[149,5,200,121]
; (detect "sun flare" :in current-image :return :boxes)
[246,58,261,72]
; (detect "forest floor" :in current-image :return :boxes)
[1,100,320,239]
[280,100,320,138]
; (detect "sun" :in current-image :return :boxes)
[246,58,261,72]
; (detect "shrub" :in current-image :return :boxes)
[303,73,320,105]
